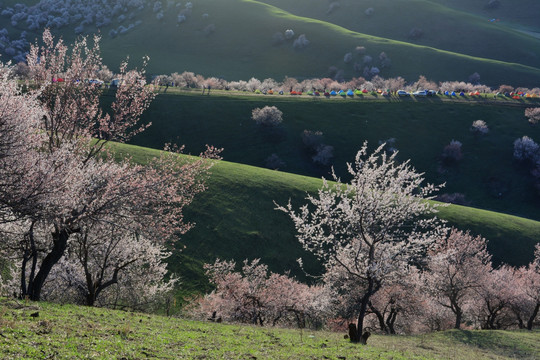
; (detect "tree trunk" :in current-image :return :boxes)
[20,252,28,298]
[27,228,70,301]
[354,294,370,342]
[454,309,463,329]
[386,308,398,335]
[85,287,96,306]
[368,302,390,334]
[526,303,539,331]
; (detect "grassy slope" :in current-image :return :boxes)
[109,142,540,299]
[258,0,540,70]
[98,0,540,86]
[130,91,540,222]
[6,0,540,86]
[428,0,540,32]
[1,298,539,359]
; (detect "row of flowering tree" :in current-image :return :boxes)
[149,71,540,96]
[192,143,540,344]
[0,30,219,309]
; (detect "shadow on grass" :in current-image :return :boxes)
[444,329,538,358]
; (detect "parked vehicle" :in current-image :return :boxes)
[397,90,410,97]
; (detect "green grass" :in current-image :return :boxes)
[100,0,540,86]
[259,0,540,70]
[428,0,540,32]
[1,298,539,359]
[5,0,540,86]
[108,141,540,300]
[129,90,540,222]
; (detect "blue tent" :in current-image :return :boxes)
[444,91,449,96]
[347,90,354,96]
[451,91,456,96]
[459,92,465,96]
[330,90,337,96]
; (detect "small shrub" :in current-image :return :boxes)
[442,140,463,163]
[312,144,334,165]
[471,120,489,135]
[408,27,423,40]
[265,153,285,170]
[301,130,324,150]
[525,108,540,125]
[293,34,309,49]
[468,72,481,85]
[252,106,283,126]
[327,1,340,14]
[284,29,294,39]
[513,136,539,162]
[485,0,501,10]
[365,7,374,16]
[343,52,353,64]
[380,57,392,68]
[497,84,514,94]
[355,46,366,54]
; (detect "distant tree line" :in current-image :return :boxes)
[149,72,540,97]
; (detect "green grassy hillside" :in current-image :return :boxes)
[428,0,540,32]
[3,0,540,86]
[97,0,540,86]
[259,0,540,70]
[130,91,540,222]
[2,298,540,359]
[109,142,540,298]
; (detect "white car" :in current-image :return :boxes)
[397,90,409,97]
[88,79,104,86]
[413,90,427,97]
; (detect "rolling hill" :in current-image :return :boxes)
[129,90,540,222]
[428,0,540,33]
[109,141,540,297]
[258,0,540,70]
[1,0,540,86]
